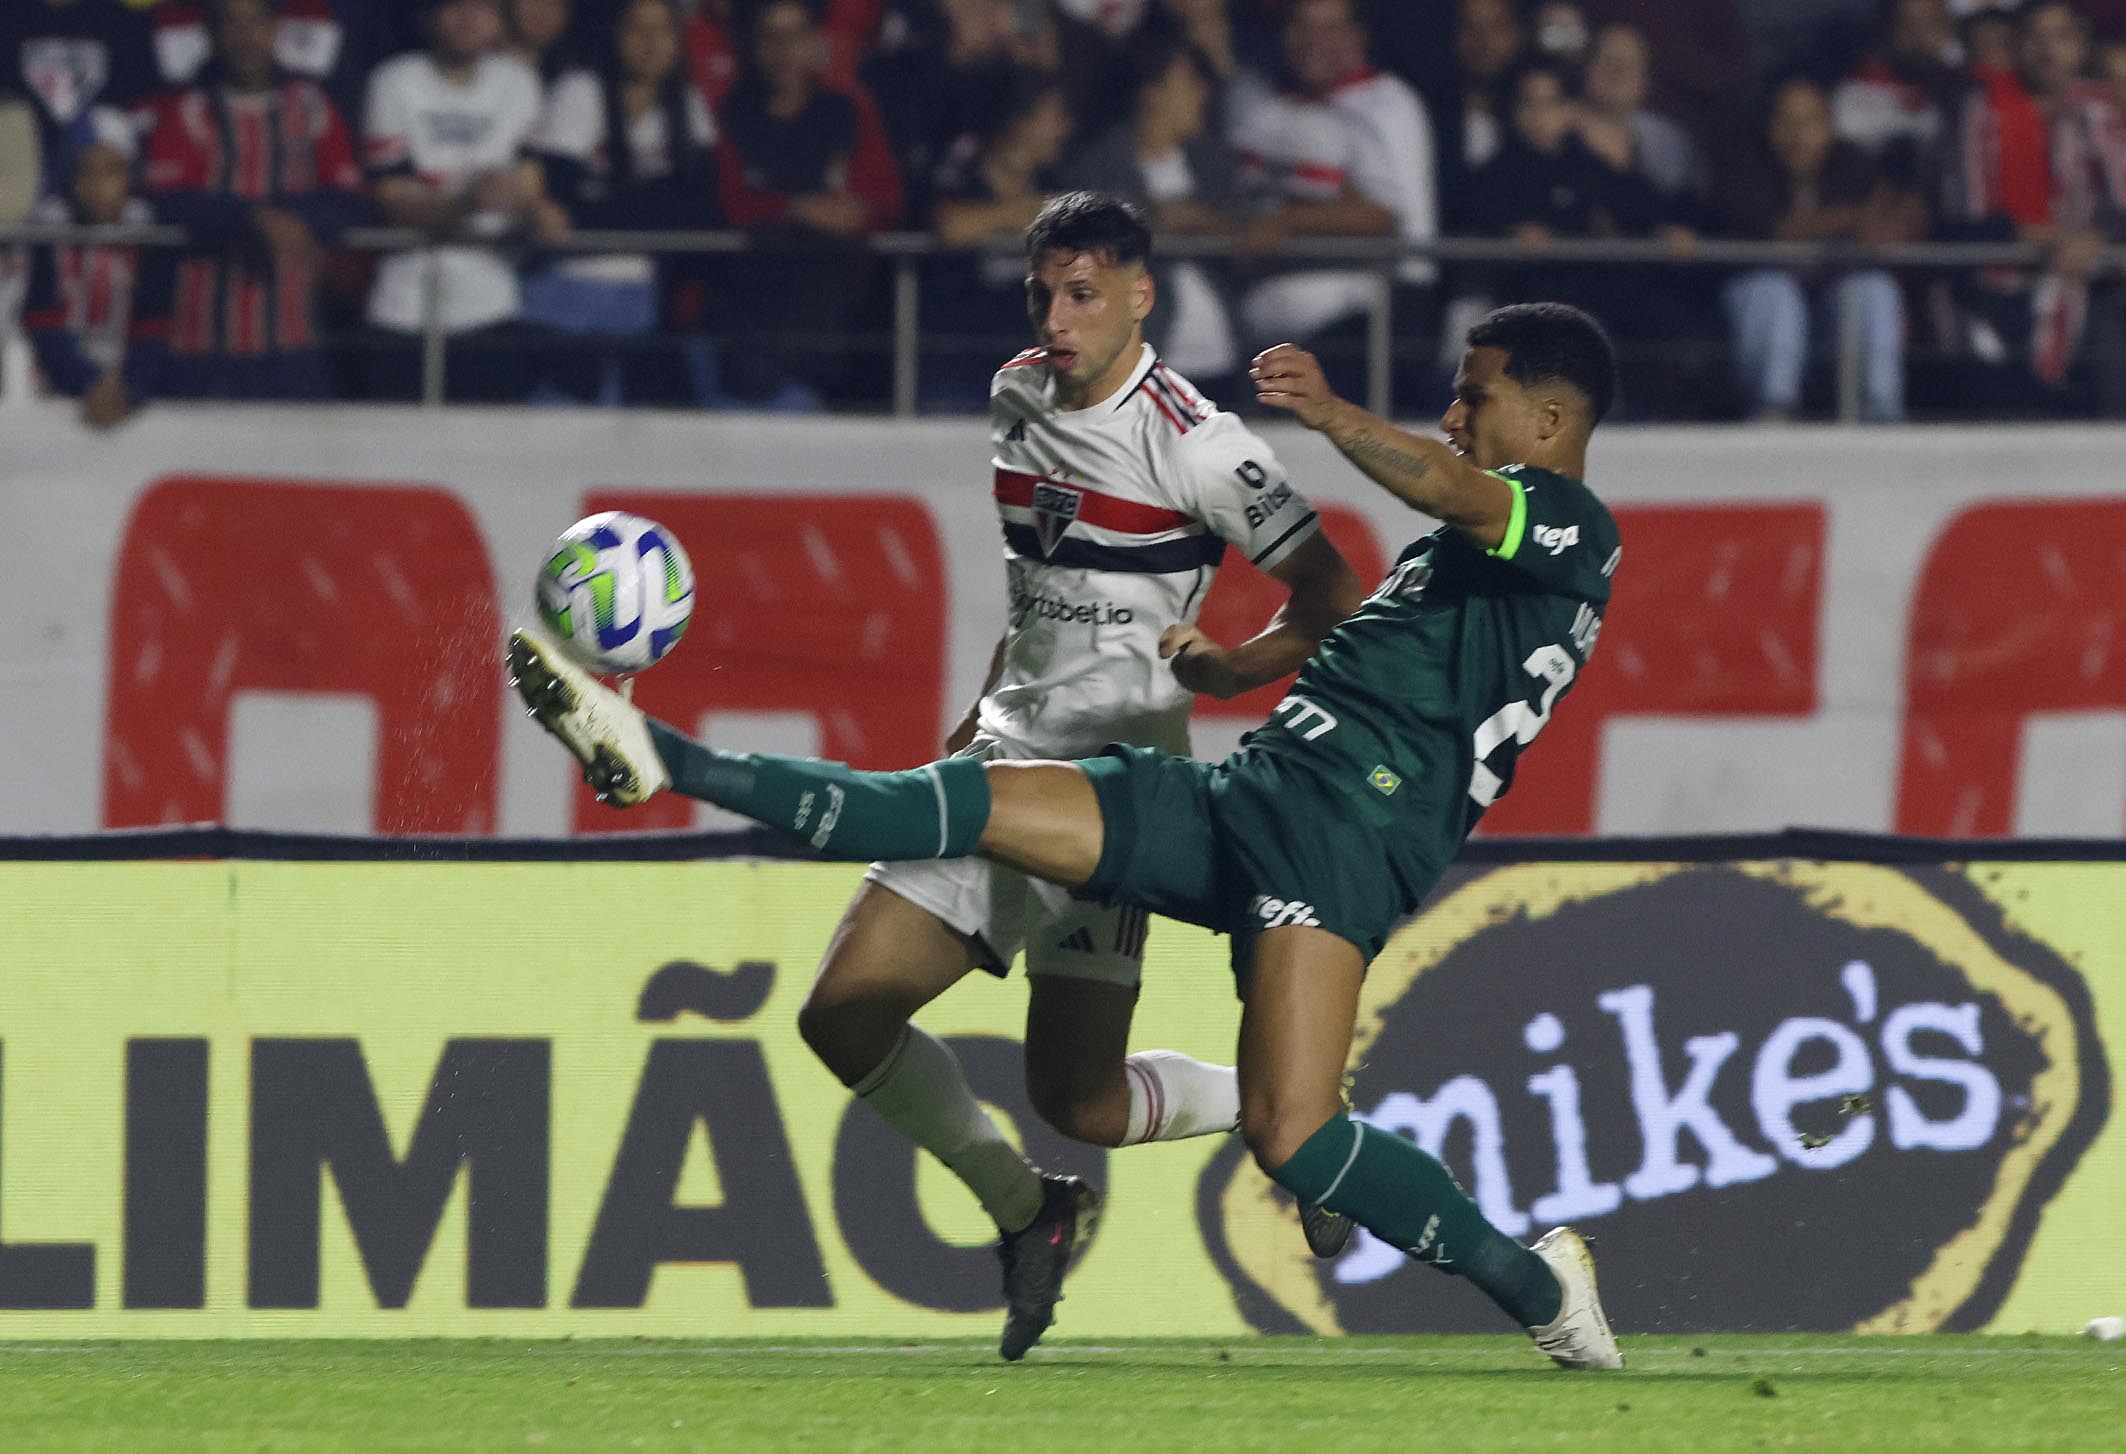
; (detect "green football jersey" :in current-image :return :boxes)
[1242,464,1620,888]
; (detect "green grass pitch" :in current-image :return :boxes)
[3,1337,2119,1452]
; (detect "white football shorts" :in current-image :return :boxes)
[861,736,1151,987]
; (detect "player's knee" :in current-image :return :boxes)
[1026,1071,1127,1147]
[1238,1102,1320,1176]
[796,985,901,1086]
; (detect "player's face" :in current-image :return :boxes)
[1441,347,1541,470]
[1026,248,1151,395]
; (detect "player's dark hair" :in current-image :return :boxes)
[1466,303,1618,425]
[1025,191,1152,267]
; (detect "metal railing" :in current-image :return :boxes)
[6,221,2121,420]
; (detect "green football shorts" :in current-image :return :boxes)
[1078,743,1434,979]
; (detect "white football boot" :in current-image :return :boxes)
[1527,1227,1624,1369]
[505,629,671,806]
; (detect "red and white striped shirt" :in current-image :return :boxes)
[139,79,363,358]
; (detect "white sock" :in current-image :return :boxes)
[1122,1050,1239,1145]
[853,1025,1045,1233]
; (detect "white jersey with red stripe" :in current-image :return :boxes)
[976,342,1321,760]
[1228,66,1437,284]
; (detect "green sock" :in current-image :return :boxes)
[646,721,991,861]
[1272,1114,1562,1328]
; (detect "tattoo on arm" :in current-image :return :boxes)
[1338,428,1434,483]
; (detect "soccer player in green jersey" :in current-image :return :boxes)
[508,301,1625,1367]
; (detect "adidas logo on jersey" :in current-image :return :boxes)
[1005,418,1027,442]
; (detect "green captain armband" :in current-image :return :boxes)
[1484,471,1527,559]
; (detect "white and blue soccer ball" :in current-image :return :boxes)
[534,511,695,675]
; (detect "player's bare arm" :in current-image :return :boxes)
[1158,532,1364,699]
[1251,343,1516,550]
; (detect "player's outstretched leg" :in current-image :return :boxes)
[507,629,672,804]
[509,627,993,855]
[508,628,1114,888]
[1237,927,1620,1369]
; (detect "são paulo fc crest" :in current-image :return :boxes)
[1031,481,1083,557]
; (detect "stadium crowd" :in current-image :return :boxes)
[4,0,2125,421]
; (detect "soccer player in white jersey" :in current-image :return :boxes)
[794,192,1365,1359]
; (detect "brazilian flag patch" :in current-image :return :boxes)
[1368,765,1401,796]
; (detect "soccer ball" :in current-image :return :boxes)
[534,512,695,675]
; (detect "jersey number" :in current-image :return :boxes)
[1468,645,1576,807]
[1273,695,1339,740]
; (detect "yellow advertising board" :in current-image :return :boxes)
[0,856,2118,1337]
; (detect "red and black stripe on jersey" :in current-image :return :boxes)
[141,81,360,358]
[1124,358,1217,434]
[992,467,1227,574]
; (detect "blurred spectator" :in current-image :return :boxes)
[137,0,372,401]
[1475,56,1705,414]
[714,0,905,406]
[921,71,1072,406]
[1227,0,1435,372]
[1531,0,1593,66]
[864,0,1029,223]
[361,0,559,402]
[20,119,173,429]
[1159,0,1242,82]
[274,1,374,115]
[1580,0,1753,164]
[1733,0,1879,82]
[99,2,375,117]
[1479,59,1665,245]
[1942,0,2126,410]
[1575,22,1709,206]
[0,92,37,222]
[1063,34,1252,385]
[506,0,581,80]
[530,0,719,403]
[1960,4,2018,75]
[688,0,881,106]
[4,0,169,198]
[1455,0,1525,177]
[1833,0,1972,196]
[1719,76,1914,422]
[2097,30,2126,117]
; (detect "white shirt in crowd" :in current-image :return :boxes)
[979,343,1321,759]
[363,51,542,334]
[1227,66,1437,285]
[1226,66,1437,345]
[532,70,717,285]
